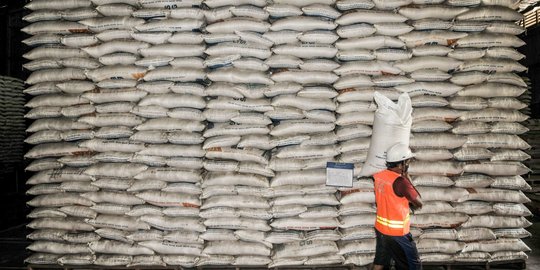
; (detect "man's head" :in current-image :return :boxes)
[386,143,414,171]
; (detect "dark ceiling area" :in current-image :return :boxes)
[0,1,29,80]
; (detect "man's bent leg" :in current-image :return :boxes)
[373,230,391,270]
[387,233,422,270]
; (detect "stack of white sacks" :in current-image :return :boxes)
[400,1,533,264]
[22,0,533,267]
[200,0,274,266]
[23,0,207,267]
[264,0,344,267]
[333,1,408,265]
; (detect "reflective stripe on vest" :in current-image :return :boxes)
[376,214,410,229]
[373,169,411,236]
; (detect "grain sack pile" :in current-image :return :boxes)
[200,0,274,266]
[264,0,343,267]
[21,0,532,267]
[23,0,207,266]
[0,76,25,163]
[401,0,533,264]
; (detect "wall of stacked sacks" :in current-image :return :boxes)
[22,0,533,267]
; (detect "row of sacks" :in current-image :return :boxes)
[24,141,276,169]
[336,84,526,103]
[23,94,357,134]
[22,0,527,10]
[330,62,526,90]
[26,0,523,24]
[25,252,284,267]
[339,180,531,209]
[22,42,527,88]
[21,39,526,74]
[337,202,533,232]
[21,90,529,125]
[336,250,528,266]
[22,2,523,33]
[25,54,529,86]
[262,133,530,170]
[337,237,531,258]
[23,38,526,69]
[24,212,534,246]
[335,107,527,127]
[24,249,531,268]
[21,24,526,54]
[25,174,533,200]
[26,168,533,197]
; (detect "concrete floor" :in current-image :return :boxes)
[0,220,538,269]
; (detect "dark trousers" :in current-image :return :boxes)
[374,229,422,270]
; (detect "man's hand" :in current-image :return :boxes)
[410,196,423,211]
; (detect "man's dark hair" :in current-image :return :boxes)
[386,161,402,169]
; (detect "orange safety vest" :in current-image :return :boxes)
[373,170,411,236]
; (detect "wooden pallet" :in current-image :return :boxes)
[27,264,367,270]
[27,261,527,270]
[423,259,526,270]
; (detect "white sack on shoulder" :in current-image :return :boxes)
[360,92,412,176]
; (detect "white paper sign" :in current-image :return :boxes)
[326,162,354,187]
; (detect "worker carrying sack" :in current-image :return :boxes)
[360,92,412,176]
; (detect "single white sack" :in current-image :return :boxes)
[490,251,528,263]
[408,161,464,176]
[338,239,376,255]
[208,68,273,85]
[415,186,468,202]
[21,22,89,35]
[203,241,270,256]
[270,218,340,231]
[272,70,338,84]
[456,6,522,22]
[27,241,91,255]
[399,6,469,20]
[136,191,200,208]
[360,92,412,176]
[344,253,374,266]
[458,188,530,203]
[463,162,530,176]
[416,239,464,254]
[394,56,463,73]
[140,215,205,232]
[271,170,326,187]
[27,193,94,208]
[411,213,469,228]
[274,240,338,259]
[139,241,202,256]
[270,16,337,31]
[88,240,154,255]
[272,0,335,6]
[461,215,532,229]
[336,10,407,25]
[462,239,530,253]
